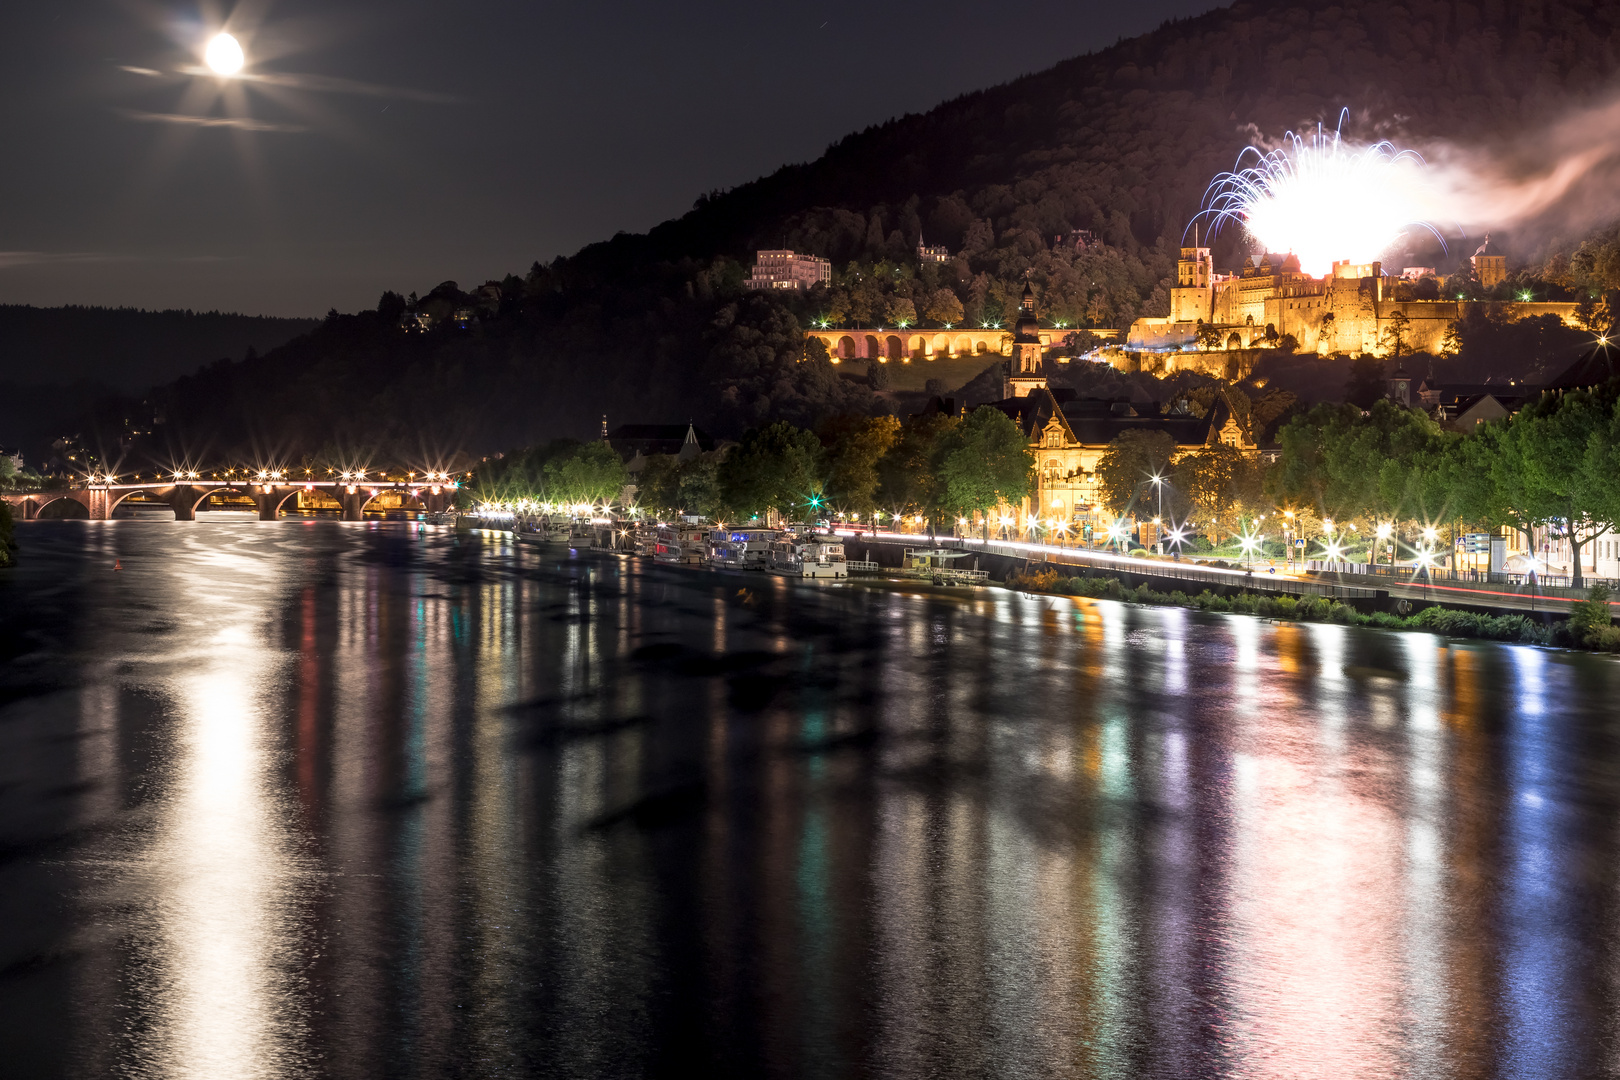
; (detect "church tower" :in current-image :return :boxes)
[1006,282,1048,397]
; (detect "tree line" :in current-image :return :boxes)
[469,408,1036,532]
[1270,383,1620,588]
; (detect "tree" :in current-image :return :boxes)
[1095,430,1177,515]
[876,412,958,515]
[921,288,965,326]
[1432,421,1527,549]
[885,296,918,327]
[1176,443,1260,544]
[0,499,15,568]
[1508,384,1620,587]
[634,454,682,516]
[1380,309,1412,359]
[1574,293,1612,334]
[544,441,629,506]
[717,421,823,520]
[821,415,901,513]
[1195,322,1224,351]
[678,457,722,519]
[1269,400,1446,526]
[936,407,1034,534]
[1344,355,1387,408]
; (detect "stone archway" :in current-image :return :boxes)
[191,487,259,516]
[109,489,177,520]
[35,496,90,519]
[361,489,427,519]
[884,335,903,360]
[836,335,856,359]
[277,487,342,517]
[953,335,971,357]
[863,335,880,358]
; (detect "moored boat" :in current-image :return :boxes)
[653,522,709,565]
[708,527,779,570]
[768,535,848,578]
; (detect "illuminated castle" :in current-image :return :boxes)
[1125,242,1579,371]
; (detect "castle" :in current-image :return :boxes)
[1125,243,1578,367]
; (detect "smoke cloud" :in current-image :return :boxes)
[1410,93,1620,242]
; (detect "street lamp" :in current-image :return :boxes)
[1239,531,1263,569]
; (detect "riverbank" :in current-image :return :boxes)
[1007,567,1620,653]
[0,500,15,567]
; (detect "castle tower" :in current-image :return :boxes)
[1006,282,1048,397]
[1170,244,1215,322]
[1471,235,1506,290]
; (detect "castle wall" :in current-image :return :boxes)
[1131,266,1581,360]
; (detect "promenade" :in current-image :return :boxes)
[836,530,1616,617]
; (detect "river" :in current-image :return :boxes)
[1,521,1618,1079]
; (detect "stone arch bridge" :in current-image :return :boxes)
[3,479,453,522]
[805,326,1119,362]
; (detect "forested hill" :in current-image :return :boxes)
[0,305,318,391]
[605,0,1620,271]
[83,0,1620,466]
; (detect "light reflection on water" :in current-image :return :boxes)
[2,521,1619,1078]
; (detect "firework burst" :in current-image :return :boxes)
[1195,112,1442,276]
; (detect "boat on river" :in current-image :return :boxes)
[653,523,709,566]
[902,548,988,586]
[708,527,779,571]
[768,535,848,578]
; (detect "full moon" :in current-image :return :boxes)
[205,33,244,75]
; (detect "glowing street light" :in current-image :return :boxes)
[1239,531,1263,568]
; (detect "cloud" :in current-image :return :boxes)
[118,109,308,133]
[174,65,463,104]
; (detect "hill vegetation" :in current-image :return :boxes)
[36,0,1620,468]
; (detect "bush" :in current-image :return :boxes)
[1570,584,1615,644]
[0,500,14,568]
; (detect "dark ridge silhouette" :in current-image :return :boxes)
[33,0,1620,467]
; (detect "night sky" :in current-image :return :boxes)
[0,1,1223,317]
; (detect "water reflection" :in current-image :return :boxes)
[1,521,1619,1078]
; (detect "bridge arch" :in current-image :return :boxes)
[360,489,427,519]
[953,335,970,357]
[863,334,880,358]
[836,335,855,359]
[276,486,343,517]
[884,335,903,360]
[35,496,90,520]
[109,489,177,520]
[190,486,259,515]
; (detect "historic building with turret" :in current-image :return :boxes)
[983,283,1246,531]
[1125,243,1578,363]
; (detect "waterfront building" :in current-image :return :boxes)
[974,282,1243,531]
[745,250,832,291]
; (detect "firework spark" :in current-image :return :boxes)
[1196,113,1440,277]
